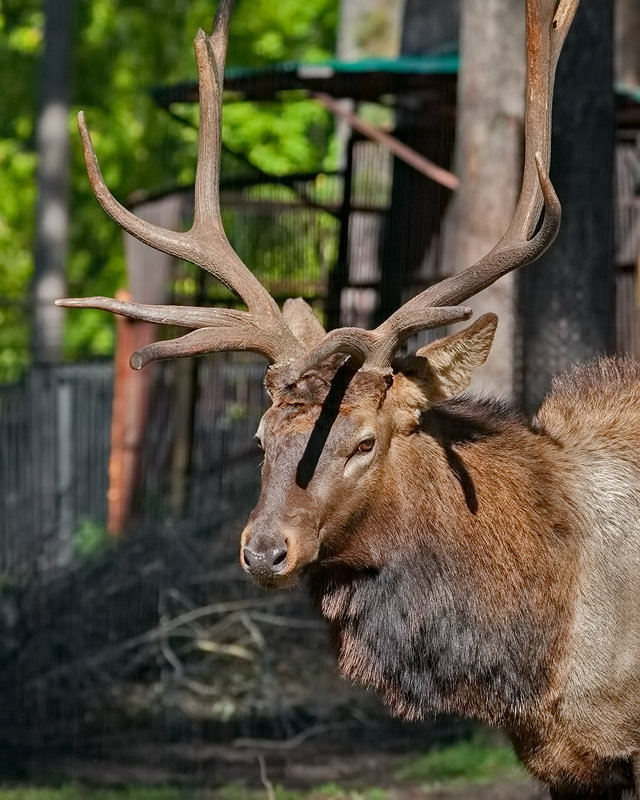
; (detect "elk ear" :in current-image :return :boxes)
[282,298,326,348]
[402,313,498,402]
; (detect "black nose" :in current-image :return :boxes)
[243,544,288,576]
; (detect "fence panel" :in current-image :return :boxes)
[0,364,112,573]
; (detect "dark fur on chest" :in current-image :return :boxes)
[309,557,558,726]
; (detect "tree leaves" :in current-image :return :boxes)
[0,0,338,378]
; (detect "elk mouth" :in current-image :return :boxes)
[246,569,303,591]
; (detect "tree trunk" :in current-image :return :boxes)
[518,0,615,413]
[615,0,640,88]
[441,0,526,400]
[31,0,71,365]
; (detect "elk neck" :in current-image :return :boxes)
[308,394,581,729]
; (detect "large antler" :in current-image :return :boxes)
[57,0,303,369]
[285,0,579,380]
[59,0,578,380]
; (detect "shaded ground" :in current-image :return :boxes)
[25,742,548,799]
[3,532,547,800]
[396,782,545,799]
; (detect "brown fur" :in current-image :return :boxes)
[243,341,640,798]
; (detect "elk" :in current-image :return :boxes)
[57,0,640,797]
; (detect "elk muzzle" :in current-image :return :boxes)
[240,518,320,588]
[242,540,288,579]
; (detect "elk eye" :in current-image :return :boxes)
[356,437,375,454]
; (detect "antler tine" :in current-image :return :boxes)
[68,0,304,366]
[286,305,472,381]
[192,0,229,230]
[129,323,291,370]
[55,295,300,367]
[77,111,195,266]
[362,0,579,361]
[505,0,579,245]
[56,295,244,329]
[189,1,278,313]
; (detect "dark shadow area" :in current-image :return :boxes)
[295,361,358,489]
[420,398,524,515]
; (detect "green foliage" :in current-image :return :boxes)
[394,736,523,787]
[225,0,338,66]
[223,99,334,174]
[0,789,184,800]
[73,517,110,558]
[223,183,339,286]
[0,0,339,378]
[0,0,41,381]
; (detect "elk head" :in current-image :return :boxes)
[58,0,579,587]
[241,310,499,588]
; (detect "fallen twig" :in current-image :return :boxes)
[258,754,276,800]
[234,721,359,750]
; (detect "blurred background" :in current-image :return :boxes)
[0,0,638,796]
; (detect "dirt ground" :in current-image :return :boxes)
[30,745,549,799]
[276,750,548,799]
[387,781,546,799]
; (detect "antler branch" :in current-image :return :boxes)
[60,0,579,381]
[286,305,473,381]
[286,0,578,377]
[56,295,298,367]
[59,0,303,367]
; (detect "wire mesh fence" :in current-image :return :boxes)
[0,363,112,574]
[0,355,470,781]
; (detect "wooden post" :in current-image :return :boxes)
[441,0,526,400]
[107,291,156,534]
[327,134,355,330]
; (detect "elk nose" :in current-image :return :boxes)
[243,544,288,575]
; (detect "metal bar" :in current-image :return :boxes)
[314,92,460,190]
[327,134,356,330]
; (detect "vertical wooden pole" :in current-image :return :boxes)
[107,290,155,535]
[442,0,526,400]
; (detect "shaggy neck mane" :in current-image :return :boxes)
[308,395,577,729]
